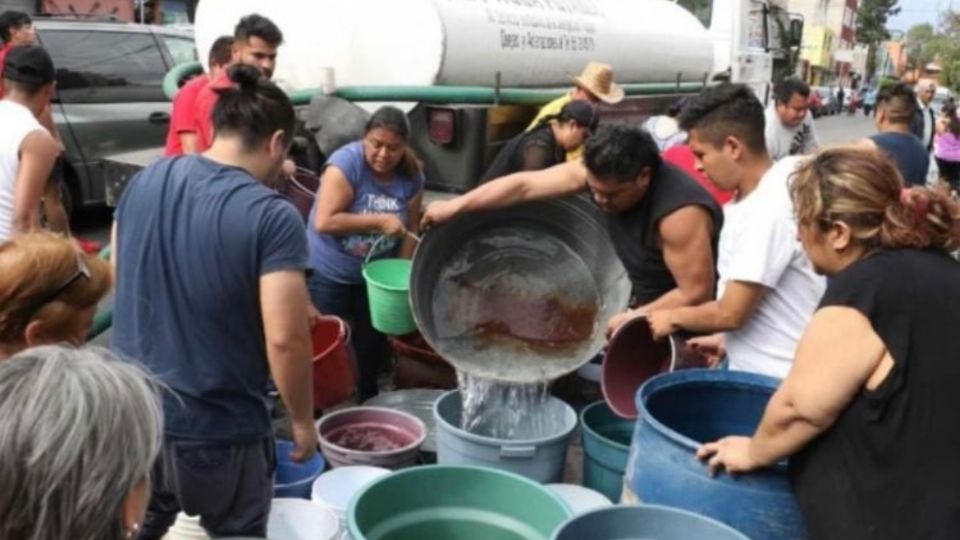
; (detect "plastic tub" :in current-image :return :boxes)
[312,466,392,529]
[579,401,633,502]
[348,465,572,540]
[434,390,577,483]
[275,440,326,499]
[627,369,807,540]
[317,407,426,469]
[551,504,751,540]
[267,498,340,540]
[546,484,612,515]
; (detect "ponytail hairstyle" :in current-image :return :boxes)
[212,64,296,150]
[943,104,960,138]
[791,147,960,253]
[365,106,422,179]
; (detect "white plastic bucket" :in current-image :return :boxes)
[311,466,391,529]
[267,498,339,540]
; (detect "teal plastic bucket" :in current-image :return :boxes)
[349,465,572,540]
[580,401,632,502]
[362,257,415,335]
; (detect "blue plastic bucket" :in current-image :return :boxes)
[274,439,326,499]
[579,401,632,502]
[626,369,807,540]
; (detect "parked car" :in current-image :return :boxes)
[812,86,839,116]
[808,90,823,118]
[34,18,196,216]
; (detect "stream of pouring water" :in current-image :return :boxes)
[458,371,567,440]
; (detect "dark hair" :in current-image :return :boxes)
[944,104,960,137]
[364,106,421,178]
[212,64,295,150]
[535,102,598,132]
[678,83,767,154]
[667,97,689,117]
[208,36,234,68]
[584,124,661,183]
[875,83,918,125]
[234,14,283,46]
[792,147,960,253]
[0,11,31,43]
[773,78,811,104]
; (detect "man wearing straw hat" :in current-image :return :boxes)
[527,61,625,159]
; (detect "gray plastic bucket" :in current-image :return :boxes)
[551,505,751,540]
[433,390,577,483]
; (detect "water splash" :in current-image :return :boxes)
[458,371,565,440]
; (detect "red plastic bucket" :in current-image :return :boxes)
[312,316,356,411]
[601,317,709,420]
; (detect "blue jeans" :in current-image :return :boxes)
[308,272,389,402]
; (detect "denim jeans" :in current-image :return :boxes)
[308,272,389,402]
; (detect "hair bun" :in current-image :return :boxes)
[227,64,263,93]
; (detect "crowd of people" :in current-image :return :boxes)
[1,7,960,540]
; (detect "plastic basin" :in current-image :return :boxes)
[348,465,572,540]
[551,504,751,540]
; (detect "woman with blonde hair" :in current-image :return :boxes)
[0,232,111,359]
[697,147,960,540]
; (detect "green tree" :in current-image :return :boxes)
[856,0,902,77]
[905,23,936,70]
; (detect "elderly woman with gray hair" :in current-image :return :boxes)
[0,346,162,540]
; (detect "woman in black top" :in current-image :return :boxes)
[697,147,960,540]
[480,100,596,183]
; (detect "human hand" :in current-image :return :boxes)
[606,308,645,339]
[646,309,679,340]
[686,333,726,367]
[379,214,407,237]
[696,436,761,477]
[288,418,319,463]
[281,158,297,178]
[420,199,461,230]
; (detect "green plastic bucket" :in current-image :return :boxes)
[348,465,572,540]
[362,236,416,335]
[580,401,633,503]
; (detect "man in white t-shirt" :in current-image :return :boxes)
[0,45,60,241]
[765,78,819,160]
[646,83,826,378]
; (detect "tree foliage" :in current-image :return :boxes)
[905,12,960,91]
[856,0,901,76]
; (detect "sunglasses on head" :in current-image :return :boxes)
[23,251,92,320]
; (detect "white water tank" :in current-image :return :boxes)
[194,0,715,92]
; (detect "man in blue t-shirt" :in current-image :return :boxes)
[859,82,930,186]
[111,65,316,539]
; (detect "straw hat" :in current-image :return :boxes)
[569,61,624,104]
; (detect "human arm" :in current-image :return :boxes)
[12,131,60,235]
[606,205,717,336]
[260,269,318,462]
[313,165,406,237]
[696,306,890,474]
[399,188,423,259]
[421,160,588,228]
[646,280,766,339]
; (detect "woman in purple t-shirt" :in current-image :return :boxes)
[307,106,424,401]
[935,104,960,193]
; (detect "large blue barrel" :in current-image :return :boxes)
[626,369,807,540]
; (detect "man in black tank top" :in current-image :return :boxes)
[422,124,723,336]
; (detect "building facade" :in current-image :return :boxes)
[789,0,860,86]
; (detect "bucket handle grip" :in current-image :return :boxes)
[363,232,422,267]
[499,445,537,459]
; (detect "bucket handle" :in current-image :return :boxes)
[499,445,537,459]
[363,232,422,267]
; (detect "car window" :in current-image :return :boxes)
[39,29,167,104]
[162,35,196,67]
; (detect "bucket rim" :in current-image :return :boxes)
[312,316,349,361]
[636,369,782,454]
[578,401,631,452]
[362,258,412,293]
[347,464,573,539]
[317,406,427,457]
[550,503,751,540]
[433,390,578,446]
